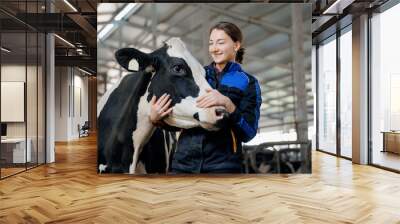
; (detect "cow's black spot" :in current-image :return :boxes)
[146,47,199,105]
[193,112,199,121]
[98,72,152,173]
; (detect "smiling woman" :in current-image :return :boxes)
[149,21,262,174]
[209,22,244,72]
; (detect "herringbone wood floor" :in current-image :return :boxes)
[1,134,400,224]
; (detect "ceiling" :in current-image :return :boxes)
[0,0,97,74]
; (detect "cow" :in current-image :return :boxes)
[97,38,227,174]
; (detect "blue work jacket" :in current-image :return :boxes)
[171,61,262,173]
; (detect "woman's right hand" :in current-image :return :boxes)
[149,93,173,125]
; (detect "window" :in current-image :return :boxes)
[339,27,352,158]
[317,35,337,154]
[370,3,400,171]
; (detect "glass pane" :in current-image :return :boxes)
[340,28,352,158]
[1,30,27,177]
[318,36,337,154]
[371,4,400,171]
[0,0,46,178]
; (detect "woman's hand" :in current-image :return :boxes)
[196,88,236,113]
[149,93,173,125]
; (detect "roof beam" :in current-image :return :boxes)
[179,4,237,39]
[263,92,313,104]
[199,3,311,38]
[261,105,313,118]
[111,19,201,47]
[258,119,314,129]
[142,4,195,47]
[249,47,311,76]
[262,78,312,94]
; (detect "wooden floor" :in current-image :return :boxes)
[1,163,43,178]
[1,135,400,223]
[0,167,26,178]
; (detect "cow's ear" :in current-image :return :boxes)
[115,48,152,72]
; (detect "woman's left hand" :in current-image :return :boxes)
[196,88,236,113]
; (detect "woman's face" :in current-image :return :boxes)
[209,29,240,66]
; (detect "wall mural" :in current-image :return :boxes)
[97,3,312,174]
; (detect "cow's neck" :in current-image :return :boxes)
[129,72,157,174]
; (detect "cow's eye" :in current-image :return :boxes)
[172,65,184,74]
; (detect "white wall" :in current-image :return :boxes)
[1,65,26,130]
[73,73,89,137]
[55,66,68,141]
[55,67,89,141]
[1,65,35,138]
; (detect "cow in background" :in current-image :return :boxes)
[97,38,227,174]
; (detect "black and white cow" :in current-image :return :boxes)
[97,38,226,174]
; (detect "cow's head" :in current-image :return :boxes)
[115,38,227,130]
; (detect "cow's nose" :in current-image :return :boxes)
[193,112,200,121]
[215,108,229,129]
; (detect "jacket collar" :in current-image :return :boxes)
[205,61,242,78]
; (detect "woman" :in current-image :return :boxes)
[150,21,262,173]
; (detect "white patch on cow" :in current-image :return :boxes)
[164,131,170,173]
[129,59,139,71]
[97,76,124,117]
[98,164,107,173]
[129,89,156,174]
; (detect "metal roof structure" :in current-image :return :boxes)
[97,3,313,133]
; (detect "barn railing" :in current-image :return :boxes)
[242,140,312,174]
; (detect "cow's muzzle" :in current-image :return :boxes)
[190,106,230,131]
[193,108,228,121]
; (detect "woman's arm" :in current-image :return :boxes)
[196,88,236,113]
[228,77,262,142]
[196,77,262,142]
